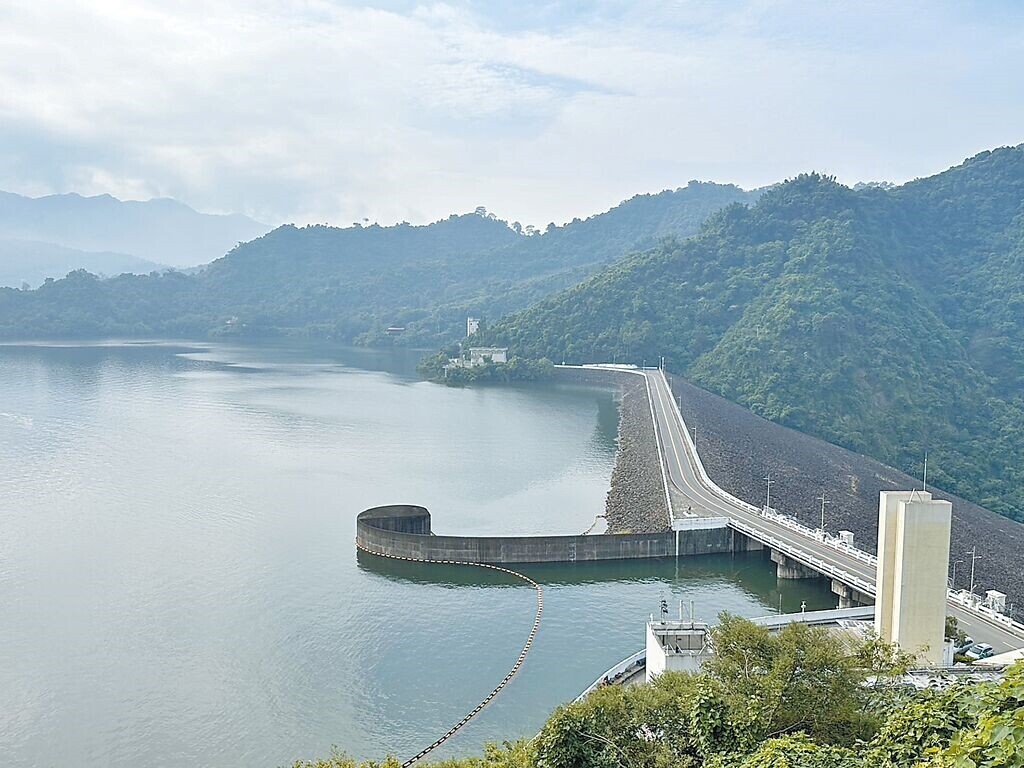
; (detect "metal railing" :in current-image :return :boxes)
[562,366,1024,643]
[658,370,1024,641]
[729,517,877,596]
[947,590,1024,634]
[575,649,646,701]
[760,507,878,565]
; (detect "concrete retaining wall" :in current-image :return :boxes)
[356,504,737,564]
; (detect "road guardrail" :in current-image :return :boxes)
[571,366,1024,643]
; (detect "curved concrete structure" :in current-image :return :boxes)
[356,504,735,564]
[355,504,544,766]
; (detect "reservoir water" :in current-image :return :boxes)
[0,342,835,767]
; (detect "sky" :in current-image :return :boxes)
[1,0,1022,227]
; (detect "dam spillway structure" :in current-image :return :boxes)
[355,504,740,564]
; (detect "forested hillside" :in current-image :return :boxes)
[480,147,1024,521]
[0,182,756,345]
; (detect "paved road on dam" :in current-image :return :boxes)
[643,368,1024,655]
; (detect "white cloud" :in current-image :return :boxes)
[0,0,1022,227]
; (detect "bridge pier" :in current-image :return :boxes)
[731,530,764,552]
[831,579,873,609]
[770,549,819,580]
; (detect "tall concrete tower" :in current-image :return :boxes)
[874,490,952,666]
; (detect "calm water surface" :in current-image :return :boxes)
[0,342,834,766]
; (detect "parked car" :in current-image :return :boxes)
[954,636,975,655]
[964,642,994,660]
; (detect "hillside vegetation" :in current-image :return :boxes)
[479,147,1024,521]
[0,182,757,346]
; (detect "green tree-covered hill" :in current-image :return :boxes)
[479,147,1024,521]
[0,182,757,345]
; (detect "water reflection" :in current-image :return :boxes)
[355,548,834,615]
[0,341,836,767]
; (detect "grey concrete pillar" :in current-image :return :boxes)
[771,549,819,579]
[831,579,873,609]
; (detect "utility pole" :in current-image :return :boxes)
[817,492,830,533]
[969,547,982,596]
[950,559,964,590]
[764,472,773,513]
[923,451,929,493]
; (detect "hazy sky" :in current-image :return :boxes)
[2,1,1022,227]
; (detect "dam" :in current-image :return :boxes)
[355,503,753,563]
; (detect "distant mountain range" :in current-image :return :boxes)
[0,190,269,273]
[0,180,758,345]
[0,239,169,289]
[4,148,1023,523]
[478,145,1024,522]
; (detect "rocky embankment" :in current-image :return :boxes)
[555,368,669,533]
[666,373,1024,616]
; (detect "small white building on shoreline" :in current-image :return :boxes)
[447,347,509,368]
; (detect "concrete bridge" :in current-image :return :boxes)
[566,364,1024,654]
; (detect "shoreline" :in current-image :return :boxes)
[553,367,670,534]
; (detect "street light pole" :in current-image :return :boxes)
[817,492,830,533]
[969,547,982,596]
[764,473,773,513]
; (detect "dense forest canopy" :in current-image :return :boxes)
[0,181,758,347]
[477,146,1024,521]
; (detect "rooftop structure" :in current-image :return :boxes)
[645,617,713,682]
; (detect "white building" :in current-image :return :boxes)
[468,347,507,365]
[445,347,510,370]
[874,490,952,666]
[645,619,713,682]
[466,317,480,337]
